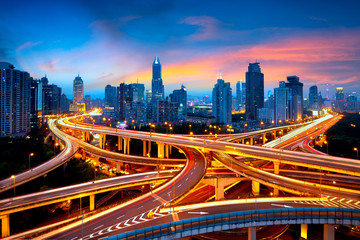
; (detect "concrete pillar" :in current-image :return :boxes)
[274,162,280,174]
[216,178,225,200]
[118,136,122,151]
[262,133,266,144]
[323,224,334,240]
[1,214,10,238]
[89,194,95,211]
[274,188,279,197]
[248,226,256,240]
[116,163,120,174]
[157,142,164,158]
[81,131,85,141]
[123,137,127,154]
[82,150,86,159]
[99,134,106,149]
[252,180,260,196]
[148,141,151,155]
[250,137,253,145]
[273,131,277,139]
[127,138,130,155]
[143,140,147,157]
[169,145,172,155]
[165,144,169,158]
[301,224,308,239]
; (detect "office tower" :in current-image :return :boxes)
[169,85,187,120]
[308,85,319,110]
[30,79,39,130]
[346,95,357,111]
[43,83,61,115]
[285,76,303,120]
[117,83,131,120]
[158,98,178,123]
[130,83,145,102]
[203,95,210,104]
[236,80,246,110]
[334,87,345,111]
[73,74,84,104]
[60,93,70,113]
[0,62,31,137]
[212,76,232,124]
[265,94,274,109]
[151,56,164,122]
[84,95,91,111]
[326,83,329,100]
[274,81,292,122]
[246,62,264,120]
[105,85,117,107]
[146,90,152,121]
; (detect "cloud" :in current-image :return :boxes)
[38,58,61,72]
[90,16,141,38]
[309,16,328,22]
[16,41,42,52]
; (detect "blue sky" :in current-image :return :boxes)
[1,0,360,99]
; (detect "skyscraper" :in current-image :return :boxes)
[169,85,187,120]
[43,83,61,115]
[60,93,70,113]
[0,62,31,137]
[73,74,84,104]
[84,95,91,111]
[285,76,303,120]
[212,76,232,124]
[308,85,319,110]
[246,62,264,120]
[151,56,164,122]
[105,84,117,107]
[236,80,246,110]
[274,81,292,122]
[30,78,39,131]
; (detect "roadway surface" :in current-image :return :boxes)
[0,120,78,193]
[41,147,207,240]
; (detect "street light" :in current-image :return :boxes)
[354,147,358,160]
[11,175,15,196]
[324,141,328,154]
[29,153,34,170]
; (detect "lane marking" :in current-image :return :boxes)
[137,205,143,209]
[117,214,125,219]
[178,184,182,188]
[355,201,360,205]
[271,204,293,208]
[93,225,104,230]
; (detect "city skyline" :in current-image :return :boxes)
[0,0,359,98]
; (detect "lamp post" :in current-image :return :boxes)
[333,181,340,209]
[324,141,328,154]
[354,147,358,160]
[28,153,34,170]
[11,175,15,196]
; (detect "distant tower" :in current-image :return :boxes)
[245,62,264,120]
[285,76,303,120]
[212,75,232,124]
[326,83,329,100]
[73,74,84,104]
[151,56,164,122]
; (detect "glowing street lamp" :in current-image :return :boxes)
[354,147,358,160]
[324,141,328,154]
[29,153,34,170]
[11,175,15,196]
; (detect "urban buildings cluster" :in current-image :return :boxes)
[0,58,359,137]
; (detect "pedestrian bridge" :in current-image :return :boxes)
[105,207,360,240]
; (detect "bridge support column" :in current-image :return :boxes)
[99,134,106,149]
[116,163,120,174]
[273,162,279,196]
[117,137,122,151]
[82,150,86,159]
[126,138,130,154]
[262,133,266,144]
[123,137,128,154]
[216,178,225,200]
[157,142,165,158]
[301,224,308,239]
[165,144,169,158]
[273,131,277,139]
[1,214,10,238]
[250,137,253,145]
[252,181,260,196]
[148,141,151,155]
[89,194,95,211]
[248,226,256,240]
[324,224,334,240]
[143,140,147,156]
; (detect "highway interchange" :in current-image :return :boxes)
[1,112,360,239]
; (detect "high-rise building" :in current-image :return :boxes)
[105,85,117,108]
[212,76,232,124]
[151,56,164,122]
[334,87,345,111]
[30,78,39,131]
[236,80,246,110]
[117,83,131,120]
[43,83,61,115]
[84,95,91,111]
[158,98,178,123]
[285,76,303,120]
[73,74,84,104]
[308,85,318,110]
[203,95,210,104]
[274,81,292,122]
[130,83,145,102]
[146,90,152,122]
[0,62,31,137]
[246,62,264,120]
[60,93,70,113]
[169,85,187,120]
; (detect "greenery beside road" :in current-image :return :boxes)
[315,113,360,159]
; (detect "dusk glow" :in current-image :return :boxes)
[1,0,360,98]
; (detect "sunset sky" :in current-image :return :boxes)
[1,0,360,99]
